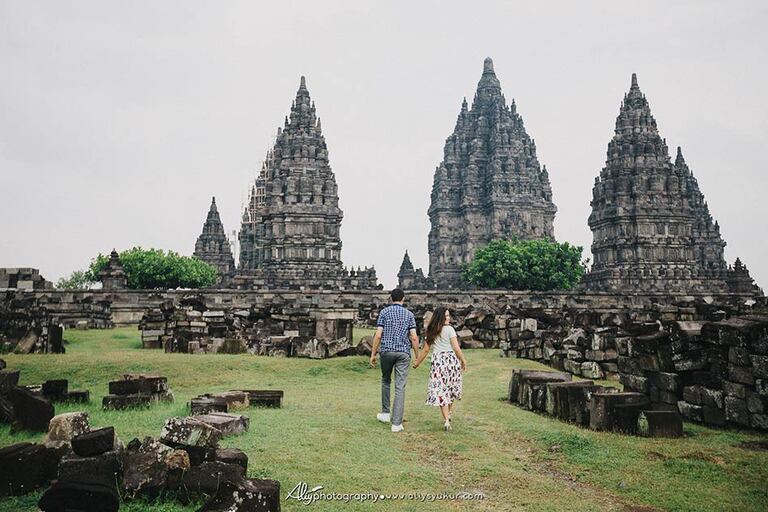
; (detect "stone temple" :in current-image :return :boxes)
[193,197,235,285]
[582,74,732,293]
[425,57,558,288]
[237,77,378,290]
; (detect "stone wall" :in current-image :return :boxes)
[0,291,112,353]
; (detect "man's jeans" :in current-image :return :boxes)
[380,351,410,426]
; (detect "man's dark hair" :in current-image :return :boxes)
[390,288,405,302]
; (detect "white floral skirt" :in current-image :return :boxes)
[425,351,463,407]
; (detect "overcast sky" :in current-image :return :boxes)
[1,1,766,289]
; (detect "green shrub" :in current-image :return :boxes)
[463,238,587,291]
[88,247,217,289]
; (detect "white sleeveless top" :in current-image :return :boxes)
[430,325,457,356]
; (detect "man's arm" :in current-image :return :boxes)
[369,326,383,367]
[409,329,419,358]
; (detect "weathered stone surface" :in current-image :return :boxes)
[192,413,249,437]
[160,417,222,450]
[620,374,648,393]
[238,389,283,408]
[645,410,683,437]
[0,369,20,393]
[191,396,228,415]
[751,355,768,379]
[43,412,90,447]
[724,397,750,426]
[199,478,281,512]
[123,451,168,499]
[109,375,168,395]
[206,391,249,410]
[71,426,115,457]
[508,370,571,404]
[8,386,54,432]
[580,361,604,379]
[0,443,60,497]
[41,380,68,402]
[39,459,120,512]
[215,447,248,470]
[179,461,245,501]
[677,401,703,422]
[589,392,649,431]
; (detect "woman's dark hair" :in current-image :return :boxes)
[425,307,448,345]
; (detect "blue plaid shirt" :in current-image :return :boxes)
[376,304,417,354]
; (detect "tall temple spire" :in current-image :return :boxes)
[427,58,557,288]
[194,196,235,284]
[238,76,377,289]
[583,73,729,293]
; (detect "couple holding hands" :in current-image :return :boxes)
[369,288,468,432]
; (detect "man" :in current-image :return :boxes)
[369,288,419,433]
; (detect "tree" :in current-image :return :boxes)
[463,239,587,291]
[55,270,96,290]
[88,247,217,289]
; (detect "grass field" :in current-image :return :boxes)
[1,327,767,511]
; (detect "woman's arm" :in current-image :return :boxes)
[413,339,430,369]
[450,335,467,370]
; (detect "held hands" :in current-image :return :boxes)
[412,360,421,369]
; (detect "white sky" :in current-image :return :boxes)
[1,0,766,289]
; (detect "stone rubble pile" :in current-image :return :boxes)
[509,369,683,437]
[495,300,768,431]
[140,297,361,359]
[1,408,280,511]
[0,290,111,353]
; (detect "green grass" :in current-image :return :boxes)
[1,327,767,511]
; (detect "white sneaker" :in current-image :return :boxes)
[376,412,391,423]
[391,424,404,433]
[444,420,452,432]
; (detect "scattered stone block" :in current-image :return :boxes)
[508,370,571,404]
[38,463,119,512]
[179,461,245,501]
[545,381,596,425]
[215,448,248,470]
[199,478,281,512]
[0,443,60,497]
[160,418,221,456]
[41,380,68,402]
[109,375,168,395]
[123,450,168,499]
[237,389,283,408]
[44,412,90,447]
[589,392,648,431]
[71,427,115,457]
[207,391,249,410]
[0,369,20,393]
[8,386,54,432]
[613,403,643,434]
[191,396,228,415]
[193,413,249,437]
[644,410,683,437]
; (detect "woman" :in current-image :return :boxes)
[413,307,467,431]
